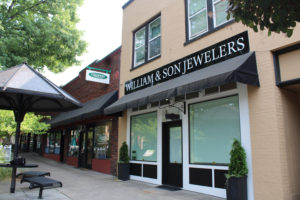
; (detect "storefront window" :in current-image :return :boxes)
[130,112,157,161]
[68,129,79,157]
[189,95,241,164]
[36,135,41,150]
[94,121,112,159]
[54,133,61,154]
[49,133,55,153]
[44,132,61,155]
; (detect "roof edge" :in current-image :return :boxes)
[122,0,134,9]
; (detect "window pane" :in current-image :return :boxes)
[49,133,55,153]
[149,18,160,40]
[94,121,112,159]
[135,46,145,66]
[135,28,145,49]
[189,96,241,164]
[169,127,182,164]
[149,37,160,59]
[214,0,230,26]
[45,135,49,153]
[54,133,61,155]
[131,112,157,161]
[190,11,207,37]
[68,129,79,157]
[189,0,207,16]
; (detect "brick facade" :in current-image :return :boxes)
[43,47,121,176]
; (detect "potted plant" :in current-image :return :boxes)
[118,142,130,181]
[226,139,248,200]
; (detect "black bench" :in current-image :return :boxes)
[17,171,51,179]
[21,176,62,199]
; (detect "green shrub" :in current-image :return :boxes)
[119,142,129,163]
[227,139,248,178]
[0,146,11,180]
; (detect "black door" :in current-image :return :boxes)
[162,121,183,187]
[78,127,94,169]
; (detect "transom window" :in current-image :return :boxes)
[133,16,161,68]
[187,0,232,40]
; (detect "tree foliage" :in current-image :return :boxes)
[0,110,50,138]
[227,139,248,178]
[0,0,87,72]
[227,0,300,37]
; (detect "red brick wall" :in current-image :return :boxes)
[92,159,111,174]
[62,47,120,103]
[43,154,60,162]
[66,156,78,167]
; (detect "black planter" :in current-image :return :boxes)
[118,163,129,181]
[226,176,247,200]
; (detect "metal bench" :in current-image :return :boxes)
[18,171,51,189]
[17,171,50,179]
[21,176,62,199]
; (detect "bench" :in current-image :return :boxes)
[21,176,62,199]
[17,171,50,179]
[18,171,51,189]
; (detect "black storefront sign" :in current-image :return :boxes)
[125,31,249,95]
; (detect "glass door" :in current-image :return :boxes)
[162,121,183,187]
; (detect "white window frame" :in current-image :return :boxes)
[148,17,161,60]
[134,27,146,67]
[187,0,232,40]
[133,16,161,68]
[213,0,231,27]
[188,0,208,39]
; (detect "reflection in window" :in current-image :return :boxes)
[44,132,61,155]
[94,121,112,159]
[130,112,157,161]
[68,129,80,157]
[187,0,231,40]
[189,95,241,164]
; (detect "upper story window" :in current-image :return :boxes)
[133,16,161,68]
[187,0,232,41]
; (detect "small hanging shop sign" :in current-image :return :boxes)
[86,69,110,84]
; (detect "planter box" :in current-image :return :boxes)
[226,176,247,200]
[118,163,129,181]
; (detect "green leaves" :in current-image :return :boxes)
[227,0,300,37]
[119,142,129,163]
[227,139,248,178]
[0,0,87,72]
[0,110,50,138]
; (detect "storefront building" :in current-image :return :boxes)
[43,47,121,175]
[105,1,300,199]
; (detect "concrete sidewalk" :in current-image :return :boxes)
[0,153,224,200]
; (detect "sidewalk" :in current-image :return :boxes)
[0,153,224,200]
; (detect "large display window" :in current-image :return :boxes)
[93,121,112,159]
[189,95,241,164]
[130,112,157,162]
[44,132,61,155]
[68,129,80,157]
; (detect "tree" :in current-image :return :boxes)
[0,110,50,139]
[227,0,300,37]
[0,0,87,72]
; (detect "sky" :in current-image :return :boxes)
[43,0,128,86]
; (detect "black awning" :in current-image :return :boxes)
[105,52,259,115]
[50,90,118,127]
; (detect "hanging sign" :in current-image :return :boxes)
[124,31,249,95]
[86,70,110,84]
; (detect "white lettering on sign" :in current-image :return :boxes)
[125,31,249,94]
[86,70,110,84]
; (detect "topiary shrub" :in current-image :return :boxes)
[119,142,129,164]
[227,139,248,178]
